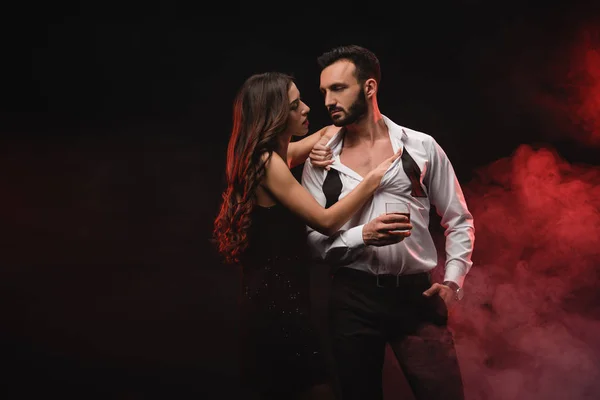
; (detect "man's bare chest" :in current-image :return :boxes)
[340,143,394,178]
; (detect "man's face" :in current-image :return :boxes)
[319,60,368,127]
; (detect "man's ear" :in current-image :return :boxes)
[364,78,377,98]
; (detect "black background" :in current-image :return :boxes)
[1,3,599,399]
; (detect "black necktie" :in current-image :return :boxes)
[401,148,427,198]
[323,169,342,208]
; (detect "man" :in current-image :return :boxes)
[301,45,475,400]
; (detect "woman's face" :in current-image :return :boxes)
[285,82,310,138]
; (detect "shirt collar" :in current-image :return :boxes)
[326,114,408,157]
[324,115,407,181]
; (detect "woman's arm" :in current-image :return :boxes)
[262,151,402,236]
[287,125,336,169]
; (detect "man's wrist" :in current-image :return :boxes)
[443,280,463,301]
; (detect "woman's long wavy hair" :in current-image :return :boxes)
[213,72,294,264]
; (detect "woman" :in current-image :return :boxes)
[213,72,408,399]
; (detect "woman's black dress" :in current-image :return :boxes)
[238,204,329,395]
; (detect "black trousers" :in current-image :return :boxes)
[328,268,464,400]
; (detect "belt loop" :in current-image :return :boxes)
[376,274,383,288]
[396,273,400,287]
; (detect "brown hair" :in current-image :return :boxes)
[213,72,294,264]
[317,44,381,85]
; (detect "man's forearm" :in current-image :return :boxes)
[307,225,366,264]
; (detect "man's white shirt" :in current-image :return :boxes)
[301,115,475,287]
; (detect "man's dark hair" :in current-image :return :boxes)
[317,45,381,85]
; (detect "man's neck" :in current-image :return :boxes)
[343,110,387,148]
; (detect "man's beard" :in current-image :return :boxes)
[330,89,368,127]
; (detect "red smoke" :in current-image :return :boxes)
[531,22,600,148]
[567,26,600,146]
[452,144,600,400]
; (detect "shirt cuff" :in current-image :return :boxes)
[343,225,366,249]
[444,261,467,288]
